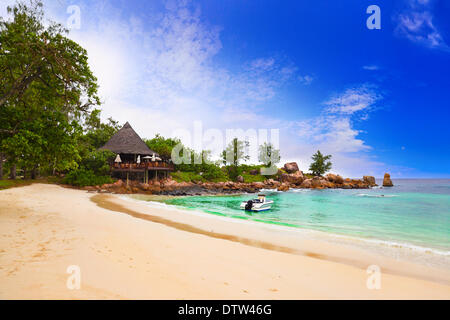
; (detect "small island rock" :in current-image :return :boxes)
[383,173,393,187]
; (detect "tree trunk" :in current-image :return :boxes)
[0,153,3,180]
[10,163,16,180]
[31,165,39,179]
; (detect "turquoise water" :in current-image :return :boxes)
[161,179,450,254]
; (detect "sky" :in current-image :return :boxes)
[1,0,449,178]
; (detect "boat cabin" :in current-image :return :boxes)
[257,194,266,202]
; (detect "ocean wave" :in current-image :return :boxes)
[326,233,450,257]
[259,188,282,193]
[356,193,398,198]
[288,188,311,193]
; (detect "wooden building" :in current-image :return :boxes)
[99,122,174,183]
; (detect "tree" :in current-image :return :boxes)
[222,138,249,167]
[0,1,99,110]
[258,142,280,176]
[258,142,280,167]
[309,150,332,176]
[144,134,181,160]
[0,1,100,177]
[82,109,120,150]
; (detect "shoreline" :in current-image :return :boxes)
[1,183,449,299]
[125,192,450,261]
[104,194,450,286]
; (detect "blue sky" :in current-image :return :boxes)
[2,0,449,177]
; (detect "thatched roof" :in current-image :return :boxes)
[99,122,158,156]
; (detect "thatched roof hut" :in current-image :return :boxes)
[99,122,158,156]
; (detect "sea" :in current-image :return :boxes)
[127,179,450,268]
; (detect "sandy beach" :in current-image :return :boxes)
[0,183,449,299]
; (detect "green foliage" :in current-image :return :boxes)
[201,165,228,182]
[258,142,280,167]
[223,165,242,181]
[144,134,181,160]
[240,173,266,183]
[222,138,249,166]
[303,173,314,179]
[0,1,100,176]
[0,179,30,189]
[63,169,112,187]
[170,171,205,183]
[0,1,99,110]
[82,109,120,150]
[80,149,115,176]
[309,150,332,176]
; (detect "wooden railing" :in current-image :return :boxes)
[112,162,174,170]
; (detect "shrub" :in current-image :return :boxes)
[200,164,228,182]
[63,169,112,187]
[240,173,266,183]
[170,171,205,183]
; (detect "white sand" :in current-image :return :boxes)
[0,184,449,299]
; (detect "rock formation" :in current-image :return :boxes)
[283,162,299,173]
[383,173,393,187]
[300,179,312,188]
[277,183,290,192]
[87,167,383,195]
[325,173,344,184]
[280,170,304,185]
[363,176,377,186]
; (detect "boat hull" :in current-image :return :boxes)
[240,200,273,212]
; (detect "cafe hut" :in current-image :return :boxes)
[99,122,174,183]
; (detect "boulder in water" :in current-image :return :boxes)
[277,183,290,192]
[363,176,377,186]
[383,173,393,187]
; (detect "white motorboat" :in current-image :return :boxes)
[240,194,273,212]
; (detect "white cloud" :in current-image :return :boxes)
[0,0,401,177]
[362,65,379,71]
[298,74,314,85]
[284,84,387,177]
[395,0,449,51]
[324,84,381,116]
[42,0,298,142]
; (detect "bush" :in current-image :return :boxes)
[170,171,205,183]
[63,169,113,187]
[240,173,266,183]
[200,164,229,182]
